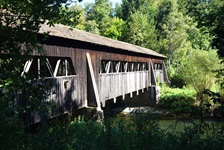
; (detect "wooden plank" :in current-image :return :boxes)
[86,52,102,110]
[21,59,33,76]
[53,59,61,77]
[82,50,87,107]
[162,61,169,82]
[150,59,157,86]
[46,58,54,77]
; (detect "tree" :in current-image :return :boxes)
[179,49,221,101]
[120,0,159,50]
[160,0,191,67]
[85,20,100,34]
[85,0,113,35]
[59,3,86,30]
[206,0,224,57]
[155,0,172,33]
[178,0,224,57]
[103,17,126,40]
[0,0,80,148]
[125,10,157,49]
[121,0,145,20]
[114,2,123,18]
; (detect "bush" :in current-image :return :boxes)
[66,115,224,150]
[2,114,224,149]
[158,86,196,115]
[170,74,186,88]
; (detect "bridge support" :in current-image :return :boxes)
[149,86,160,106]
[86,53,104,121]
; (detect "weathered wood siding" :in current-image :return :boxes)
[44,75,78,115]
[99,71,150,106]
[154,70,164,82]
[33,35,167,114]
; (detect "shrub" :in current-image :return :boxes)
[3,113,224,149]
[170,74,186,88]
[67,115,224,150]
[158,86,196,115]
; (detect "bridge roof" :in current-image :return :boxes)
[40,24,166,58]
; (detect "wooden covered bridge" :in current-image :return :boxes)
[22,24,168,123]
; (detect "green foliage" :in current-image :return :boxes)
[179,49,221,97]
[178,0,224,57]
[67,114,162,150]
[0,115,26,150]
[84,0,114,35]
[0,0,75,149]
[159,0,192,66]
[121,0,146,20]
[167,65,186,88]
[3,113,224,149]
[103,17,126,40]
[159,85,196,115]
[25,116,224,149]
[125,10,157,49]
[1,0,224,148]
[28,122,70,150]
[85,20,100,34]
[58,4,86,29]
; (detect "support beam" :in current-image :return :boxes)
[116,62,121,73]
[21,59,33,76]
[150,60,157,86]
[86,52,102,111]
[53,59,61,77]
[113,97,116,103]
[46,58,54,77]
[37,58,40,78]
[65,59,68,76]
[122,94,125,100]
[162,61,169,82]
[106,61,111,74]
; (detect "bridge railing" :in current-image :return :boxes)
[20,75,78,125]
[44,75,78,115]
[154,70,164,82]
[99,71,150,104]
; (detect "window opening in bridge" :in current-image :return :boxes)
[119,62,125,72]
[25,57,51,78]
[140,62,148,71]
[137,63,140,71]
[100,60,114,73]
[106,61,112,73]
[154,63,162,70]
[129,63,134,72]
[112,61,121,73]
[23,57,76,78]
[100,61,106,73]
[124,62,129,72]
[100,60,149,74]
[134,63,138,71]
[55,58,76,76]
[130,63,133,72]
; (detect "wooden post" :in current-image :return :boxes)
[21,59,33,76]
[54,59,61,77]
[106,61,111,74]
[46,58,54,77]
[150,60,157,86]
[38,58,40,78]
[162,61,169,82]
[86,52,102,111]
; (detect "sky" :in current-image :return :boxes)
[78,0,122,7]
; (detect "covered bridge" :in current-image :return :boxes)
[23,24,168,123]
